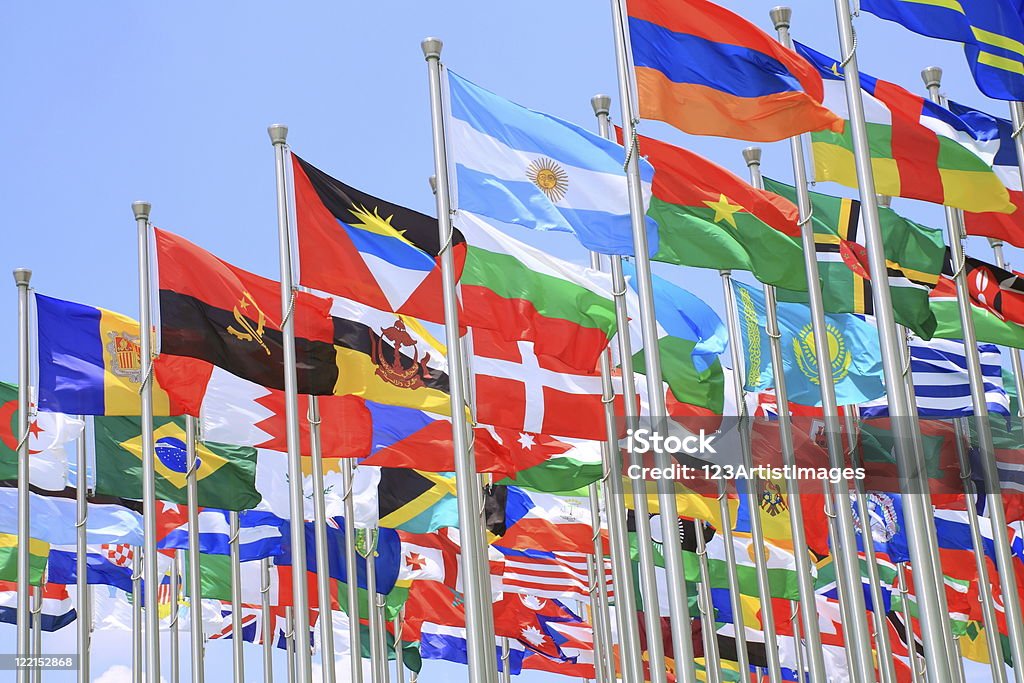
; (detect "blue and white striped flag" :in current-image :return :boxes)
[446,70,657,256]
[158,508,287,561]
[860,337,1009,418]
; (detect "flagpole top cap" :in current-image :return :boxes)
[591,95,611,116]
[921,67,942,88]
[769,6,792,29]
[988,237,1005,249]
[131,201,151,221]
[12,269,31,286]
[427,175,438,195]
[421,38,443,59]
[268,124,289,145]
[742,147,762,166]
[876,194,892,208]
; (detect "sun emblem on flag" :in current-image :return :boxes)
[793,322,851,385]
[521,625,548,647]
[526,158,569,202]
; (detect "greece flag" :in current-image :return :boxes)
[446,70,657,256]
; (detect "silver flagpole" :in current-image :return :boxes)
[421,37,500,681]
[268,124,313,681]
[30,583,40,683]
[500,638,512,683]
[789,601,805,681]
[132,546,143,683]
[896,563,922,681]
[170,550,180,683]
[952,417,1006,683]
[132,200,161,681]
[340,459,362,683]
[393,607,406,683]
[691,521,720,683]
[229,511,244,683]
[584,493,610,683]
[261,558,274,683]
[286,607,296,683]
[362,530,387,682]
[987,238,1024,427]
[718,271,782,683]
[740,146,827,683]
[75,419,90,683]
[13,267,30,682]
[770,8,878,682]
[842,410,897,683]
[922,67,1024,683]
[306,395,336,683]
[590,94,661,683]
[377,593,391,683]
[606,1,698,679]
[185,416,205,683]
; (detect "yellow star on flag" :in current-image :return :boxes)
[703,194,744,229]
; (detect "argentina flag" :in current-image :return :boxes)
[860,337,1009,418]
[445,70,657,256]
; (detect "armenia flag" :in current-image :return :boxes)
[36,293,187,416]
[446,70,656,256]
[627,0,842,142]
[733,280,885,406]
[861,0,1024,102]
[796,41,1013,214]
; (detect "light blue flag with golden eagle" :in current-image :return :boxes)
[732,281,884,406]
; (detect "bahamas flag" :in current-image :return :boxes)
[732,281,885,406]
[36,293,185,416]
[92,416,260,511]
[862,0,1024,101]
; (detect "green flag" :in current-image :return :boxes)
[930,274,1024,349]
[767,178,945,339]
[93,415,260,511]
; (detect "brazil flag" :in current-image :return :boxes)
[93,416,260,511]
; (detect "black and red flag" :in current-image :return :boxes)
[957,251,1024,324]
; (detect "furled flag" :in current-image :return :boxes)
[733,280,885,406]
[291,154,456,323]
[0,581,75,632]
[636,132,806,290]
[445,70,656,256]
[950,100,1024,248]
[796,41,1013,214]
[860,337,1009,418]
[861,0,1024,101]
[0,382,83,490]
[153,356,372,458]
[457,211,618,372]
[35,293,187,416]
[626,0,842,141]
[92,415,260,511]
[767,178,945,340]
[930,271,1024,349]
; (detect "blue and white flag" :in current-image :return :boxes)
[48,546,134,593]
[860,337,1009,418]
[0,488,143,546]
[446,71,657,256]
[420,622,525,674]
[157,509,287,561]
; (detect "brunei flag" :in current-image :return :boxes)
[35,293,188,416]
[292,154,459,324]
[92,415,260,511]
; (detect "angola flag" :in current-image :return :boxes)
[768,178,944,339]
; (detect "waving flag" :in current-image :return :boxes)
[862,0,1024,101]
[48,545,134,593]
[0,487,143,547]
[0,581,75,632]
[156,508,286,560]
[627,0,842,141]
[797,42,1013,214]
[496,547,613,601]
[930,272,1024,348]
[446,70,655,256]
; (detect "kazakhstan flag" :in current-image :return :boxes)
[732,281,885,406]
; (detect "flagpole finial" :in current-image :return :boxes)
[421,38,443,60]
[742,147,762,167]
[131,201,151,222]
[268,124,289,146]
[769,6,792,30]
[921,67,943,89]
[988,238,1005,249]
[876,195,892,208]
[427,175,437,195]
[12,269,31,286]
[591,95,611,117]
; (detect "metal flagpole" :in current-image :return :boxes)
[789,601,805,682]
[339,458,362,683]
[421,37,501,681]
[132,546,143,683]
[132,200,162,681]
[268,124,313,681]
[261,558,274,683]
[590,94,662,683]
[740,146,828,683]
[606,1,699,679]
[377,594,391,683]
[921,67,1024,683]
[185,416,205,683]
[691,522,720,683]
[585,491,611,683]
[393,607,406,683]
[13,267,30,683]
[719,271,782,683]
[30,583,40,683]
[306,396,336,683]
[842,410,897,683]
[896,563,922,681]
[75,420,90,683]
[170,550,180,683]
[500,638,512,683]
[285,607,296,683]
[362,530,387,682]
[229,511,244,683]
[987,238,1024,427]
[952,417,1006,683]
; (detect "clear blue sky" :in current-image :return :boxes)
[5,0,1021,680]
